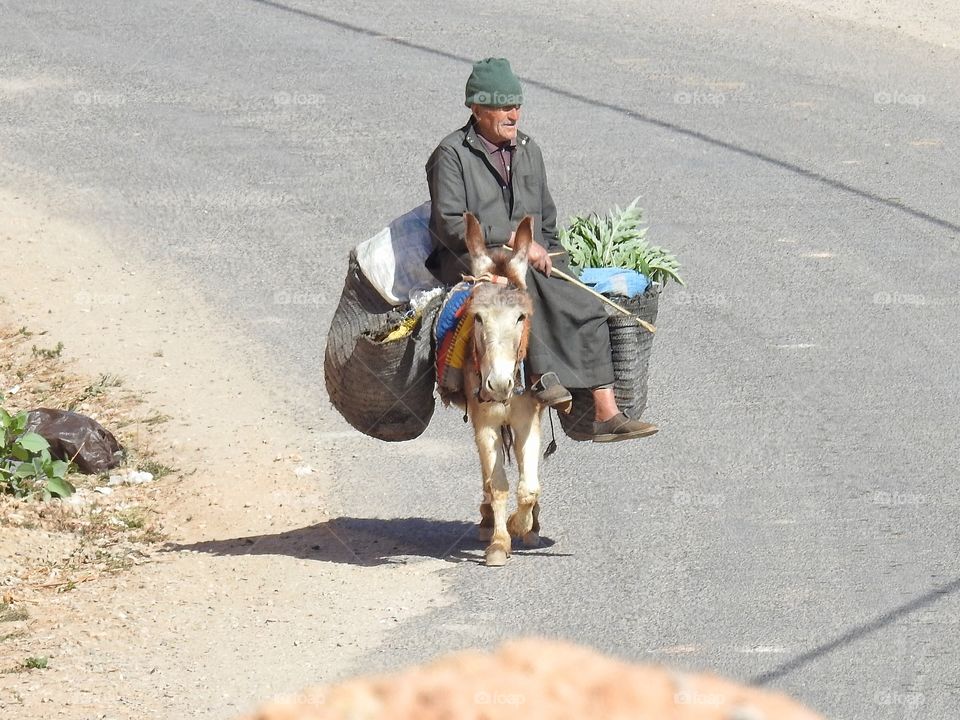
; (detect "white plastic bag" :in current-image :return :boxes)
[355,202,442,305]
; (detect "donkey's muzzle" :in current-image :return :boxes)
[484,375,515,402]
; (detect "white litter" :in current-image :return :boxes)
[65,489,90,506]
[108,470,154,486]
[293,465,314,478]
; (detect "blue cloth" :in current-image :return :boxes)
[434,283,472,344]
[578,267,649,297]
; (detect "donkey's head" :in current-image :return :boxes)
[464,213,535,403]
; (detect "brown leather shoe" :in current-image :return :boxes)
[531,372,573,413]
[592,412,659,442]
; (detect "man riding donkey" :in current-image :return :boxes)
[426,58,658,442]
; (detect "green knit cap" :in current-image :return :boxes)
[464,58,523,108]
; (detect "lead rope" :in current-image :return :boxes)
[544,409,558,458]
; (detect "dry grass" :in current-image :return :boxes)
[1,325,167,463]
[0,324,174,670]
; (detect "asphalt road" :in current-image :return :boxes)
[3,1,959,717]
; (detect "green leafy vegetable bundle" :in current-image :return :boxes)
[559,197,684,287]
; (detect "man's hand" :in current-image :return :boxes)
[527,241,552,276]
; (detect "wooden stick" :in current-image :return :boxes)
[504,245,656,333]
[28,575,97,589]
[550,267,657,333]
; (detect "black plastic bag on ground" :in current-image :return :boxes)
[25,408,123,474]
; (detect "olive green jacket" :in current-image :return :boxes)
[425,118,560,284]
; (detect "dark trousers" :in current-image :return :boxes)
[524,259,615,390]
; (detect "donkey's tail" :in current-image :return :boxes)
[500,424,515,465]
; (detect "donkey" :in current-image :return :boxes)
[459,212,544,567]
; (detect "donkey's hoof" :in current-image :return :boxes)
[484,547,509,567]
[477,525,494,542]
[522,531,540,548]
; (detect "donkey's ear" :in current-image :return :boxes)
[507,216,533,289]
[464,212,494,277]
[464,213,485,257]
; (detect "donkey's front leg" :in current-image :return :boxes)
[474,424,511,566]
[507,398,542,547]
[478,480,494,542]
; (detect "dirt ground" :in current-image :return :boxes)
[0,188,449,719]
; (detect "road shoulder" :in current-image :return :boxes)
[0,187,448,719]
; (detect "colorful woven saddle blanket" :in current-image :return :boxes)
[433,282,474,393]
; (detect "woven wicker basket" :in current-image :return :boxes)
[323,251,440,442]
[558,285,660,441]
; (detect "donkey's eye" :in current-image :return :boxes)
[517,314,526,324]
[474,315,483,325]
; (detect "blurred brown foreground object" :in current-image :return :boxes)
[237,639,822,720]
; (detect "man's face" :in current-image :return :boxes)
[471,104,522,144]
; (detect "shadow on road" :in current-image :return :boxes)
[752,576,960,685]
[166,516,562,566]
